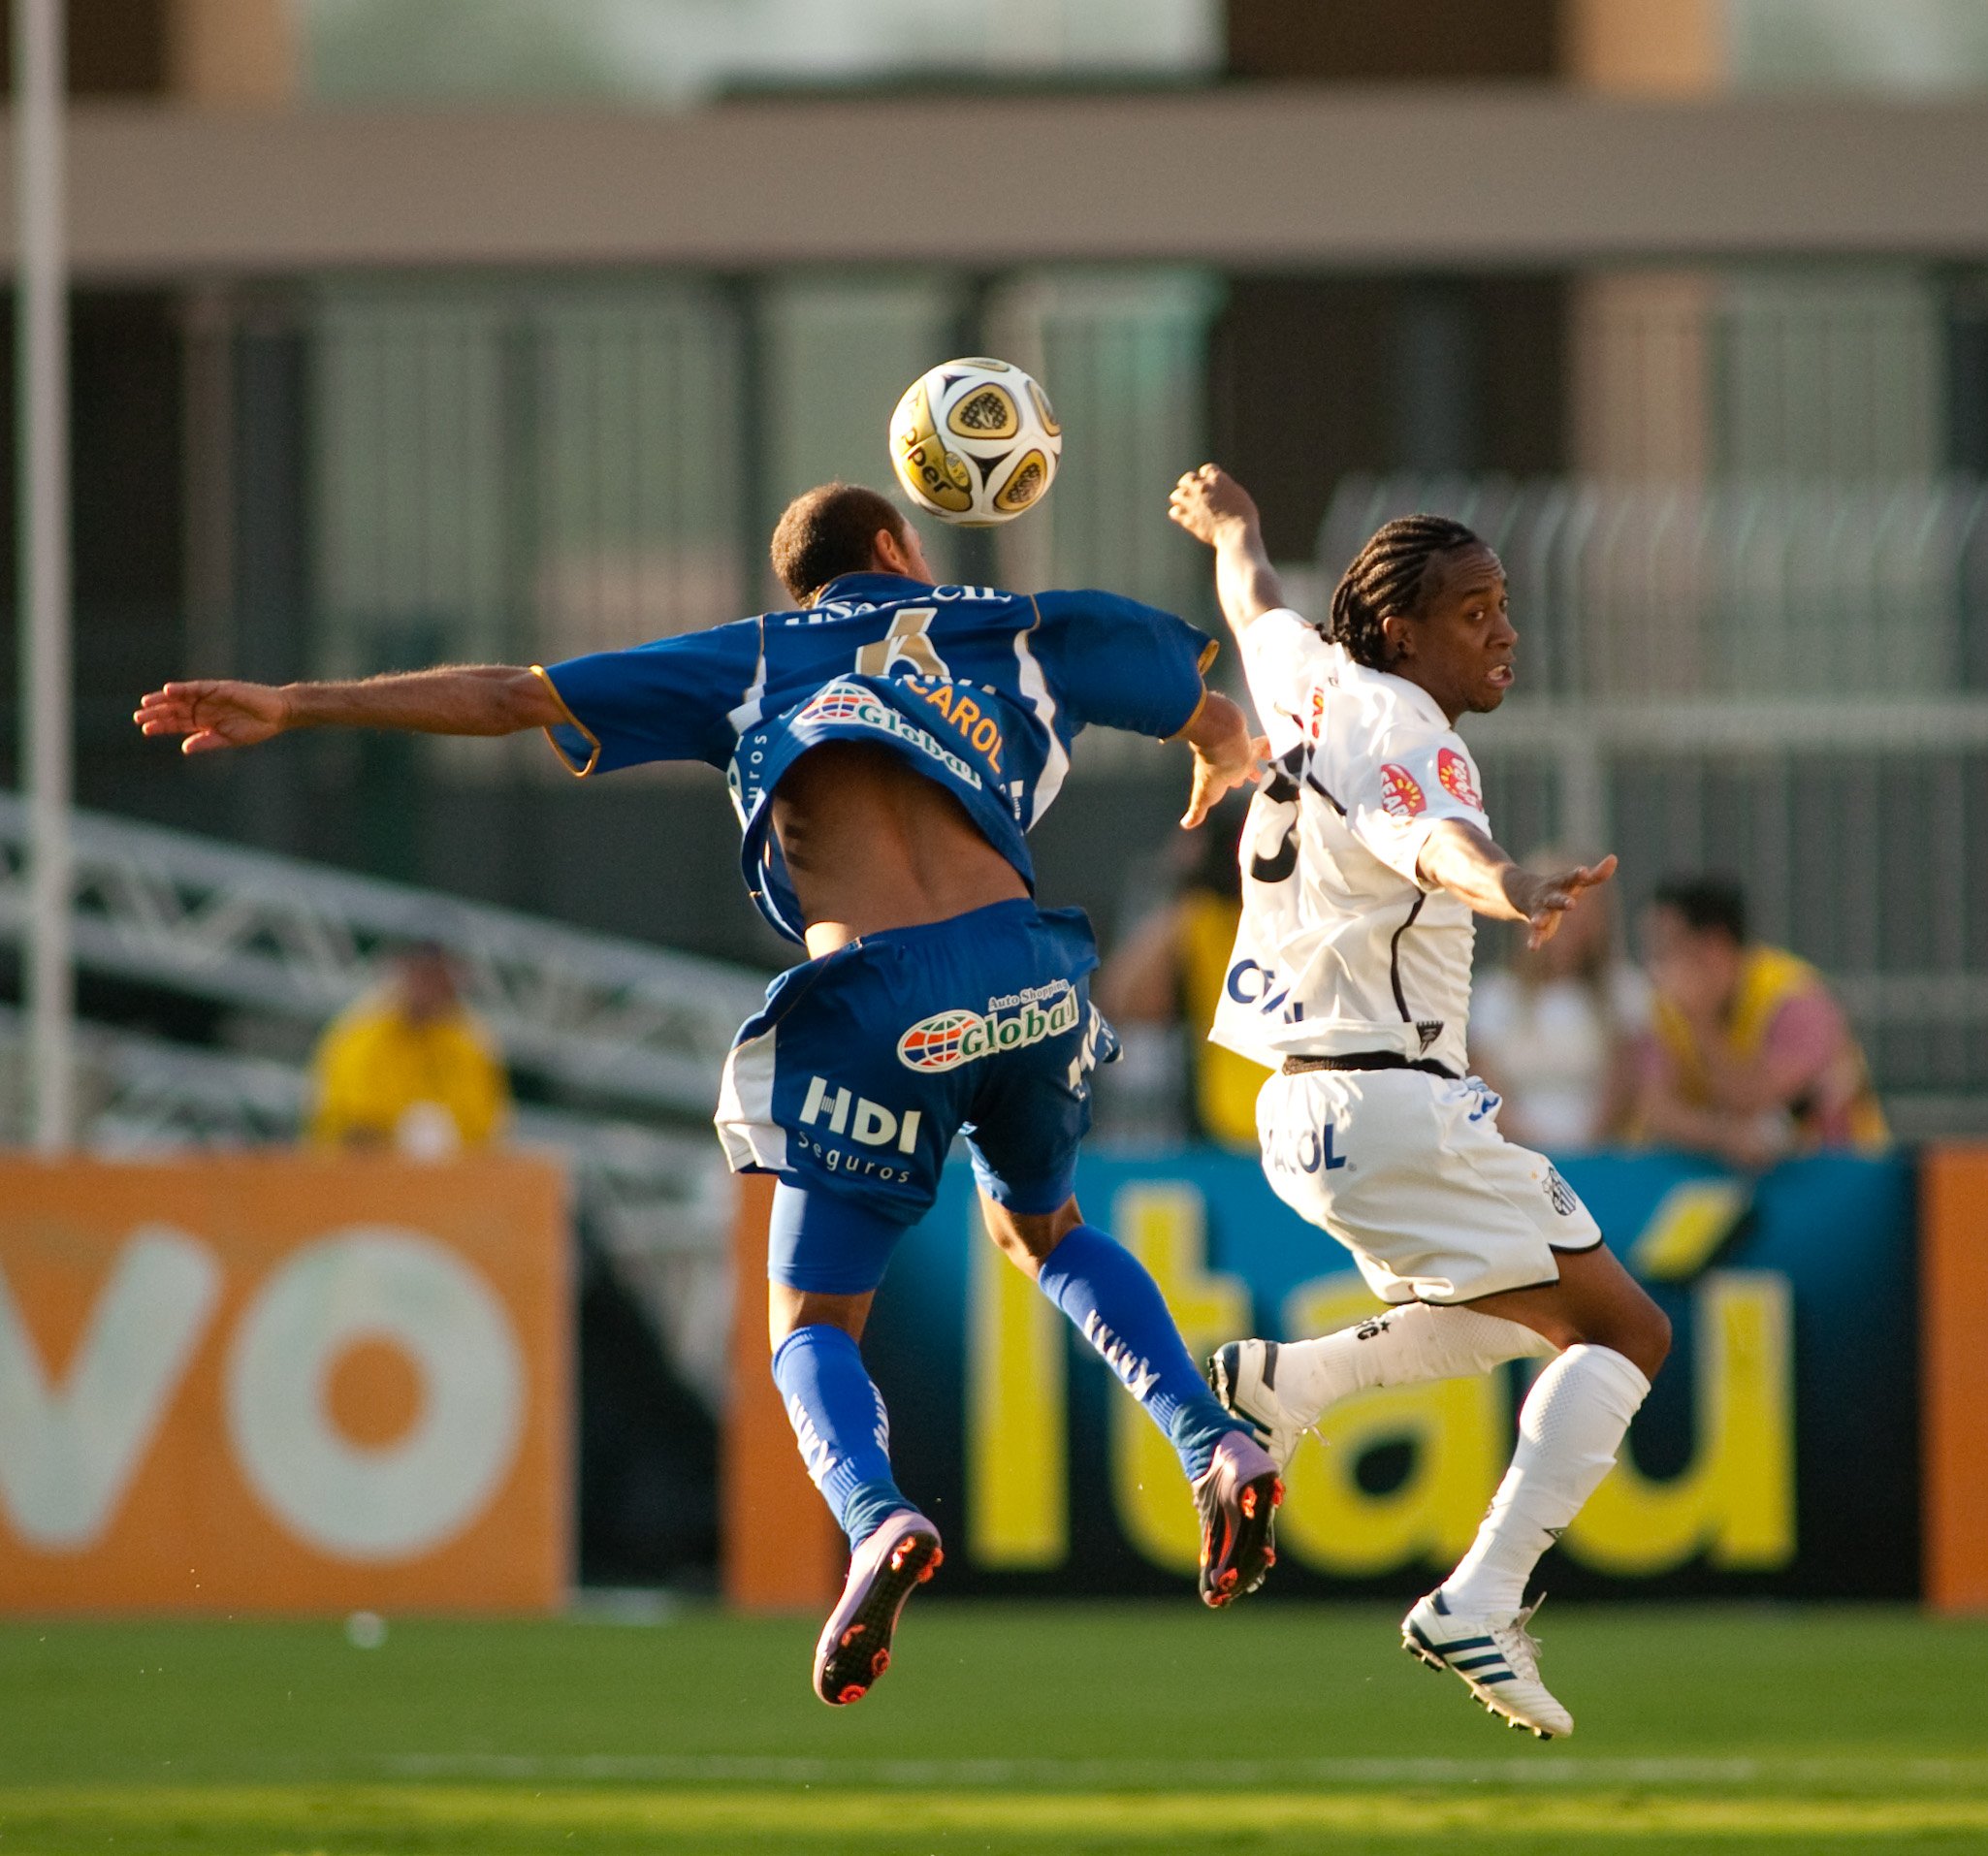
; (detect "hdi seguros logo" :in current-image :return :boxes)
[898,984,1080,1072]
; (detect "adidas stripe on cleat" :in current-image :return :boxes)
[1400,1588,1573,1740]
[1192,1430,1283,1608]
[1206,1339,1311,1473]
[812,1511,943,1707]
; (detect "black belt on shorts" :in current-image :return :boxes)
[1281,1051,1458,1079]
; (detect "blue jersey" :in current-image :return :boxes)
[535,572,1215,943]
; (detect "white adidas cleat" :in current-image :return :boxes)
[1206,1339,1311,1473]
[1400,1589,1573,1741]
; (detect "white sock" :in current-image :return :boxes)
[1276,1303,1555,1423]
[1440,1342,1651,1617]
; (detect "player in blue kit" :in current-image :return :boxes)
[136,481,1284,1703]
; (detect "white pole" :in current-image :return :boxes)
[16,0,73,1152]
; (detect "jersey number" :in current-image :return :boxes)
[855,608,950,681]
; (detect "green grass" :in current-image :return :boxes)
[2,1603,1984,1853]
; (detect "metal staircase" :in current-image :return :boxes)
[0,797,770,1398]
[0,792,767,1116]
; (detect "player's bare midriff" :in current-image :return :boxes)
[774,740,1029,960]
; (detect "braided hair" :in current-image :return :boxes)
[1327,514,1484,669]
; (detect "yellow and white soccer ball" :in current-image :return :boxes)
[888,357,1061,527]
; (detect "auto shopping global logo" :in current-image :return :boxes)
[897,981,1079,1072]
[794,679,984,790]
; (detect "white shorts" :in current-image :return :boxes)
[1256,1066,1602,1305]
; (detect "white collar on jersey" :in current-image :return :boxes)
[1344,655,1454,732]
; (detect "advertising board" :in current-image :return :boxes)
[862,1149,1917,1599]
[0,1155,569,1614]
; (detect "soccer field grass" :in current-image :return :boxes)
[3,1603,1984,1854]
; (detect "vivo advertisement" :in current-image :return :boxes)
[865,1150,1918,1599]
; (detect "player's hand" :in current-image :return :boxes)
[134,679,292,754]
[1508,854,1618,949]
[1168,464,1262,549]
[1182,730,1268,830]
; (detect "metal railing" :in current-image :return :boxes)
[1321,472,1988,702]
[0,793,768,1118]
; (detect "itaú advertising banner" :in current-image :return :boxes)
[0,1156,569,1614]
[864,1149,1916,1599]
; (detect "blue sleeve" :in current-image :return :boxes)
[1030,590,1216,740]
[535,619,762,775]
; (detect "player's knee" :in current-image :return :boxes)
[978,1194,1082,1277]
[985,1219,1045,1276]
[766,1285,871,1352]
[1565,1282,1669,1380]
[1607,1292,1671,1380]
[1640,1299,1674,1373]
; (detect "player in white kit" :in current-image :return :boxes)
[1169,465,1671,1741]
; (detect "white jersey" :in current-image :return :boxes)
[1210,609,1491,1080]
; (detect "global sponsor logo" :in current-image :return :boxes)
[1378,762,1427,820]
[1437,746,1482,811]
[897,985,1079,1072]
[799,687,873,725]
[985,980,1070,1012]
[794,679,983,790]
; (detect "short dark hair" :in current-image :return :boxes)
[1651,876,1748,944]
[1328,514,1485,669]
[769,482,909,605]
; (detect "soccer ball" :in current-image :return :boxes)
[887,358,1061,527]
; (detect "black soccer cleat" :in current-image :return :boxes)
[1192,1430,1283,1608]
[811,1511,944,1707]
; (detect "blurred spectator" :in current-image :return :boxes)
[1096,805,1268,1149]
[1471,847,1647,1153]
[1634,877,1887,1168]
[308,941,510,1155]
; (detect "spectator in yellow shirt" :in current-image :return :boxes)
[308,942,509,1154]
[1635,877,1887,1169]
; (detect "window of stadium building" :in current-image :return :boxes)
[297,0,1220,106]
[1729,0,1988,91]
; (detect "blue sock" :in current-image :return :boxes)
[771,1325,910,1550]
[1035,1223,1239,1481]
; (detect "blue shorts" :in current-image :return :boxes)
[714,899,1119,1295]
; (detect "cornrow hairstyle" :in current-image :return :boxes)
[1328,513,1484,670]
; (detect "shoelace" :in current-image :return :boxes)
[1489,1594,1549,1682]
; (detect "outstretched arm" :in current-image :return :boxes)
[1417,819,1618,950]
[1176,690,1265,829]
[135,666,562,754]
[1168,464,1285,637]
